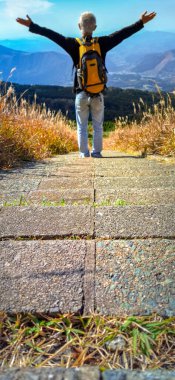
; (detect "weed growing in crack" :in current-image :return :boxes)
[2,195,29,207]
[93,199,128,207]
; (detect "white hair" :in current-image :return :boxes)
[79,12,96,26]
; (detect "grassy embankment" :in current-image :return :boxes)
[104,90,175,157]
[0,83,78,168]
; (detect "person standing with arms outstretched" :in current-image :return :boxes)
[16,10,156,158]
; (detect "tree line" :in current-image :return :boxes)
[2,82,175,122]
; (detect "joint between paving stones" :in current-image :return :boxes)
[1,235,175,242]
[80,245,87,315]
[94,239,97,312]
[83,241,96,314]
[0,234,94,241]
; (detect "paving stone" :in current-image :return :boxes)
[94,156,153,164]
[0,189,94,205]
[48,167,94,177]
[64,367,100,380]
[0,177,41,191]
[28,190,94,204]
[95,176,175,189]
[94,156,175,169]
[0,206,94,238]
[46,155,93,166]
[95,189,175,205]
[0,367,100,380]
[39,178,93,190]
[0,367,65,380]
[1,172,48,179]
[95,205,175,238]
[102,369,175,380]
[95,168,175,177]
[0,240,88,313]
[95,239,175,316]
[94,161,159,169]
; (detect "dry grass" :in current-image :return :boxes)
[0,312,174,370]
[0,83,78,168]
[104,91,175,156]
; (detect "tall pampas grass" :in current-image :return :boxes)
[104,90,175,156]
[0,82,78,168]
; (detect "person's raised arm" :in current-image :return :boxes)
[99,11,156,54]
[16,14,63,42]
[16,14,77,58]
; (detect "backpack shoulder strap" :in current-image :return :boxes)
[75,37,83,46]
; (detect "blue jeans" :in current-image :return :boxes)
[75,91,104,156]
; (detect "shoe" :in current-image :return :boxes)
[91,152,103,158]
[79,152,90,158]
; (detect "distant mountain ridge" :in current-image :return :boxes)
[133,50,175,76]
[0,44,72,85]
[0,29,175,91]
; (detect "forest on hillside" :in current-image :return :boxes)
[1,82,175,122]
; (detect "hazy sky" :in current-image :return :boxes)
[0,0,175,39]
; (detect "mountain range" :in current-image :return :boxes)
[0,44,72,86]
[0,31,175,91]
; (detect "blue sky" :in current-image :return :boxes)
[0,0,175,40]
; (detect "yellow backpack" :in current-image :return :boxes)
[76,37,107,94]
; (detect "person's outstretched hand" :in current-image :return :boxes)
[16,14,32,27]
[140,11,156,24]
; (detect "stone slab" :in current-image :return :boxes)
[0,189,94,205]
[0,206,94,238]
[94,157,175,168]
[0,368,174,380]
[93,155,153,163]
[48,166,94,177]
[95,189,175,205]
[102,369,175,380]
[95,176,175,189]
[95,206,175,238]
[95,239,175,316]
[0,161,48,173]
[28,190,94,204]
[0,367,65,380]
[95,168,175,177]
[0,240,90,313]
[0,170,47,179]
[0,367,100,380]
[39,178,93,190]
[0,177,41,192]
[45,155,94,166]
[65,367,100,380]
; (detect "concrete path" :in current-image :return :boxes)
[0,151,175,316]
